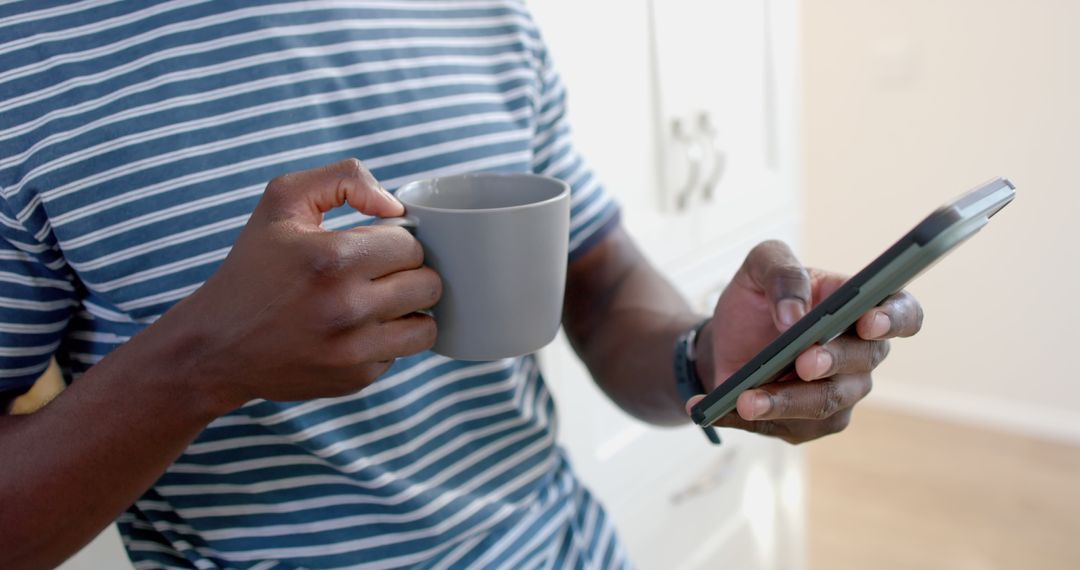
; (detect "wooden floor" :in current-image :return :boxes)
[806,406,1080,570]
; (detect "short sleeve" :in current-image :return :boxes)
[529,42,622,260]
[0,200,77,408]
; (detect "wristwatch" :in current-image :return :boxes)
[674,319,722,445]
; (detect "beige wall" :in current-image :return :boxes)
[802,0,1080,440]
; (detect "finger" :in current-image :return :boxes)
[364,313,438,361]
[312,266,438,332]
[855,289,924,340]
[794,337,891,380]
[712,412,791,439]
[370,266,443,320]
[738,240,811,331]
[712,411,853,444]
[306,226,424,279]
[807,268,849,304]
[781,409,855,442]
[349,226,425,278]
[382,313,439,357]
[260,158,403,226]
[733,373,872,420]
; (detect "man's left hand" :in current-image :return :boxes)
[688,240,924,444]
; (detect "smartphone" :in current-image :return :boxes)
[690,177,1016,427]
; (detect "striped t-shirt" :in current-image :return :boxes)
[0,1,627,568]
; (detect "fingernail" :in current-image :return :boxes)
[814,349,833,378]
[750,392,772,419]
[778,299,805,329]
[870,312,891,338]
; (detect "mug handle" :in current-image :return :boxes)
[370,216,418,235]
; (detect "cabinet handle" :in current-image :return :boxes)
[697,112,727,201]
[668,446,740,506]
[671,117,704,212]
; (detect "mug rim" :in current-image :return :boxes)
[394,172,569,214]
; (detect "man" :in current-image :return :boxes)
[0,2,921,569]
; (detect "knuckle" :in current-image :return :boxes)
[789,264,810,280]
[329,289,376,331]
[870,340,891,368]
[769,263,809,282]
[764,387,791,418]
[423,268,443,305]
[402,234,424,267]
[372,226,423,267]
[335,175,360,203]
[748,240,771,258]
[817,381,844,419]
[315,294,355,333]
[750,239,802,270]
[261,175,294,211]
[339,157,365,178]
[324,312,356,335]
[308,239,350,276]
[765,264,810,301]
[893,291,924,337]
[266,174,291,196]
[353,227,377,252]
[755,239,790,255]
[338,158,381,196]
[829,411,853,433]
[418,317,438,349]
[751,420,776,437]
[859,374,874,400]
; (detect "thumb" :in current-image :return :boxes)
[260,158,404,226]
[740,240,811,332]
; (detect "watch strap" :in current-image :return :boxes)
[675,319,721,445]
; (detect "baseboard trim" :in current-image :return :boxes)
[866,379,1080,446]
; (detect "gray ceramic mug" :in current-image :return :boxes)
[374,173,570,361]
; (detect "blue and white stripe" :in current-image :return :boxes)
[0,1,625,567]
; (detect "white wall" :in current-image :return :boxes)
[802,0,1080,441]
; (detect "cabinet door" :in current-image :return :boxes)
[526,0,695,274]
[650,0,794,246]
[528,0,796,274]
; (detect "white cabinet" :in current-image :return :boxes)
[539,219,803,570]
[530,0,800,271]
[528,1,805,568]
[651,0,767,213]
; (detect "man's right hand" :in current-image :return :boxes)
[154,158,442,411]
